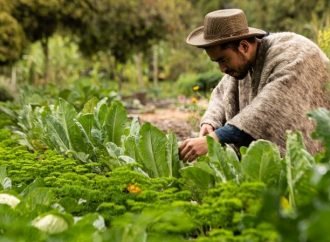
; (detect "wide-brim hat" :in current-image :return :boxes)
[186,9,267,47]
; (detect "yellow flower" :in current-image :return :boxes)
[127,183,142,194]
[191,97,198,104]
[280,196,290,210]
[193,85,200,91]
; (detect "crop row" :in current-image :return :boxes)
[0,100,330,241]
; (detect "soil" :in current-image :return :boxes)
[126,96,208,141]
[129,106,200,141]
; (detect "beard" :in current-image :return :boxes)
[226,52,253,80]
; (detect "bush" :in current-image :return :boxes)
[0,85,14,101]
[176,71,222,96]
[318,27,330,58]
[0,11,25,64]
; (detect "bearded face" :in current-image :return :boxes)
[205,42,254,80]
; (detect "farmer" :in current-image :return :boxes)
[179,8,330,162]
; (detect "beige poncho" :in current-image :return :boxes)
[201,32,330,154]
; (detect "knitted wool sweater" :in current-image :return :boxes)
[201,32,330,154]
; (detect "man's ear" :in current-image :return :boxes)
[238,40,250,54]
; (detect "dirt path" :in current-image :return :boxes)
[130,107,200,141]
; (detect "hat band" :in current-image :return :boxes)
[204,28,249,40]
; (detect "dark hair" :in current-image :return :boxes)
[219,36,257,50]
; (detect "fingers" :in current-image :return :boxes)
[184,149,198,162]
[206,125,214,133]
[199,124,214,137]
[179,139,191,161]
[179,137,208,162]
[199,126,207,136]
[199,129,206,137]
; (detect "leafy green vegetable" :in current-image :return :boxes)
[32,213,70,234]
[0,193,20,208]
[241,140,283,187]
[104,100,128,146]
[166,133,183,178]
[181,162,215,191]
[207,137,241,183]
[285,131,315,208]
[0,166,11,190]
[138,123,168,177]
[308,108,330,162]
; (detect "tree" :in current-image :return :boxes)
[9,0,63,81]
[234,0,330,39]
[189,0,330,40]
[60,0,193,90]
[1,0,194,88]
[0,11,25,65]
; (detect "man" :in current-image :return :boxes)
[179,9,330,162]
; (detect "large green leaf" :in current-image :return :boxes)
[43,99,78,152]
[20,187,55,212]
[285,131,315,208]
[17,104,34,132]
[241,140,283,187]
[180,162,215,190]
[124,136,140,161]
[0,105,16,121]
[44,115,71,152]
[207,137,241,183]
[129,117,141,137]
[57,98,78,149]
[71,114,96,156]
[105,142,124,159]
[0,166,11,190]
[138,123,168,177]
[106,207,193,242]
[106,213,148,242]
[94,98,108,129]
[104,101,128,146]
[81,97,98,114]
[123,118,141,161]
[308,108,330,162]
[104,142,127,168]
[77,114,95,142]
[20,178,45,197]
[166,133,183,178]
[32,213,70,235]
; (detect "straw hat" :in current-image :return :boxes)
[186,9,267,47]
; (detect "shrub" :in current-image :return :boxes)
[176,71,222,96]
[318,27,330,58]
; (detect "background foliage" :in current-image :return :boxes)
[0,0,328,95]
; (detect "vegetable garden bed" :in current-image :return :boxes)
[0,99,330,242]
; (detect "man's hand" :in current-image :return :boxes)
[199,123,214,137]
[179,136,208,162]
[179,132,219,162]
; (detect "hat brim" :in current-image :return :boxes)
[186,26,267,47]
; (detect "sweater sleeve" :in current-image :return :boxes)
[200,77,228,129]
[214,124,255,147]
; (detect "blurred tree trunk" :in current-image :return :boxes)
[152,45,158,88]
[134,52,143,87]
[107,52,116,81]
[10,66,16,92]
[29,62,36,84]
[41,37,49,84]
[114,60,124,94]
[0,66,15,101]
